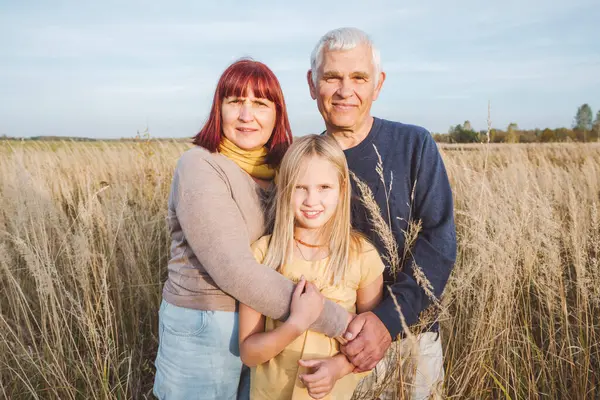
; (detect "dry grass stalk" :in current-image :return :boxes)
[0,141,599,399]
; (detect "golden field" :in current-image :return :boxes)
[0,140,598,399]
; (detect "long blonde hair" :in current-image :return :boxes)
[263,134,362,285]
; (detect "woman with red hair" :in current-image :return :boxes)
[153,59,350,400]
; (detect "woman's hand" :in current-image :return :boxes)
[286,276,324,333]
[298,355,353,399]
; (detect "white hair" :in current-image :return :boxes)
[310,27,382,86]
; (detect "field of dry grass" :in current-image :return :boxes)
[0,140,598,399]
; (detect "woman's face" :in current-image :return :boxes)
[221,88,277,150]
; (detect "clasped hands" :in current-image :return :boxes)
[292,278,392,399]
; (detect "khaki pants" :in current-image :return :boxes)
[352,332,444,400]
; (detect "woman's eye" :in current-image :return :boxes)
[320,185,331,190]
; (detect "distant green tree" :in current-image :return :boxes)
[506,122,519,143]
[592,110,600,142]
[540,128,555,142]
[573,104,593,131]
[449,123,479,143]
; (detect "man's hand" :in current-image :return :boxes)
[340,311,392,372]
[335,312,355,345]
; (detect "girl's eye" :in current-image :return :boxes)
[295,186,306,191]
[320,185,331,190]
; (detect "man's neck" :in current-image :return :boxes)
[326,116,374,151]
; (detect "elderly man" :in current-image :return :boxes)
[307,27,457,399]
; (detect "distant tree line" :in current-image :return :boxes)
[433,104,600,143]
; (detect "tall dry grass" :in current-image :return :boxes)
[0,140,599,399]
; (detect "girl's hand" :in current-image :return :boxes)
[298,356,348,399]
[286,276,324,333]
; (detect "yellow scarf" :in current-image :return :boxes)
[218,137,276,180]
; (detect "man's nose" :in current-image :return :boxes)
[238,103,254,122]
[337,78,354,98]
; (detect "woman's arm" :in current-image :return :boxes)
[173,152,349,337]
[239,278,324,366]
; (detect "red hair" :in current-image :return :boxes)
[193,59,293,167]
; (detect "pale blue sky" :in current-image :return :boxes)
[1,0,599,138]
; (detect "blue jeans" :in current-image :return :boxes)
[153,300,250,400]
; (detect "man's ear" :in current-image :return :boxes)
[372,71,386,101]
[307,70,317,100]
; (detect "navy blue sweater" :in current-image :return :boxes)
[343,117,457,338]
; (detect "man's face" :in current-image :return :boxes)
[308,43,385,132]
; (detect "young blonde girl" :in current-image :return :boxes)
[239,134,385,399]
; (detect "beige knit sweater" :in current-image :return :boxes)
[162,146,348,337]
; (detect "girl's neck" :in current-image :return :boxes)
[293,227,330,262]
[293,227,326,246]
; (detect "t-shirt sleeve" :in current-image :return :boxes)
[358,240,385,289]
[250,236,272,266]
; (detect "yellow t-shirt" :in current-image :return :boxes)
[249,235,385,400]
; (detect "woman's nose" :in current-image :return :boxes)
[238,103,254,122]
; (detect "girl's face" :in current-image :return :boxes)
[292,155,341,231]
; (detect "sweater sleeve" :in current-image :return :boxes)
[372,133,457,338]
[173,152,348,337]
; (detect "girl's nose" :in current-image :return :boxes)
[303,189,319,206]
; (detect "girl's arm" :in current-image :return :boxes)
[299,274,385,397]
[356,274,384,314]
[239,277,324,367]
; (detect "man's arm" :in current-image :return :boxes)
[342,133,457,370]
[174,152,349,337]
[372,133,457,337]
